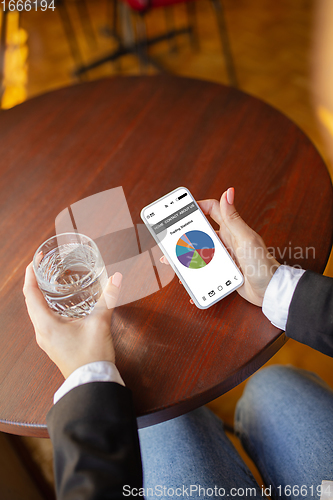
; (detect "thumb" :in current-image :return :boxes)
[220,188,253,240]
[93,272,122,318]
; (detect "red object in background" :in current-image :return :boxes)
[125,0,193,11]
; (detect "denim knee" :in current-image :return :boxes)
[234,364,329,437]
[234,367,333,499]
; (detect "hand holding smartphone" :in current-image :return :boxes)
[141,187,243,309]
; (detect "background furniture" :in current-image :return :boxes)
[75,0,237,85]
[0,0,237,107]
[0,75,331,437]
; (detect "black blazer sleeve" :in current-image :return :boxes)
[286,270,333,357]
[46,381,142,500]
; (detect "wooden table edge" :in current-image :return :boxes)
[136,332,288,429]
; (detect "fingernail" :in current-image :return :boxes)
[227,187,234,205]
[160,256,164,263]
[112,272,122,288]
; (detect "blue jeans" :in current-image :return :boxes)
[138,366,333,500]
[235,365,333,500]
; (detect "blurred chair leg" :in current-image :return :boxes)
[109,0,122,71]
[120,2,135,46]
[135,12,166,72]
[135,12,149,72]
[186,1,199,50]
[111,0,118,34]
[101,0,121,43]
[75,0,97,49]
[56,0,85,78]
[164,7,178,54]
[210,0,237,87]
[0,9,8,106]
[135,12,165,72]
[108,0,121,41]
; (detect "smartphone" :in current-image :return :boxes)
[140,187,244,309]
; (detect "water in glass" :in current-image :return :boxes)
[35,235,107,319]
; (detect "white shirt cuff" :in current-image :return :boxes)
[262,265,305,330]
[54,361,125,405]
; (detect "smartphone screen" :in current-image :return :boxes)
[140,187,244,309]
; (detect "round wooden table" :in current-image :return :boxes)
[0,76,332,437]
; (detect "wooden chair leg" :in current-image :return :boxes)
[109,0,120,39]
[210,0,238,87]
[164,6,178,54]
[109,0,122,71]
[0,9,8,106]
[75,0,97,49]
[135,12,149,73]
[186,1,199,51]
[101,0,121,43]
[56,0,85,78]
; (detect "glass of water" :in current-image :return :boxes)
[33,233,108,319]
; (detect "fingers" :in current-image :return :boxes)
[197,199,222,226]
[159,255,169,265]
[226,186,235,205]
[95,272,122,320]
[23,262,40,297]
[106,272,122,309]
[220,188,253,240]
[23,263,54,324]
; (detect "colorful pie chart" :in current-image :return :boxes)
[176,230,215,269]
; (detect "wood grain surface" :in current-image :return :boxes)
[0,75,332,437]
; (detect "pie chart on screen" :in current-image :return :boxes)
[176,230,215,269]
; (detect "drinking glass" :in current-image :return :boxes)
[33,233,108,319]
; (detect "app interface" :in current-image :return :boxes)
[143,188,243,307]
